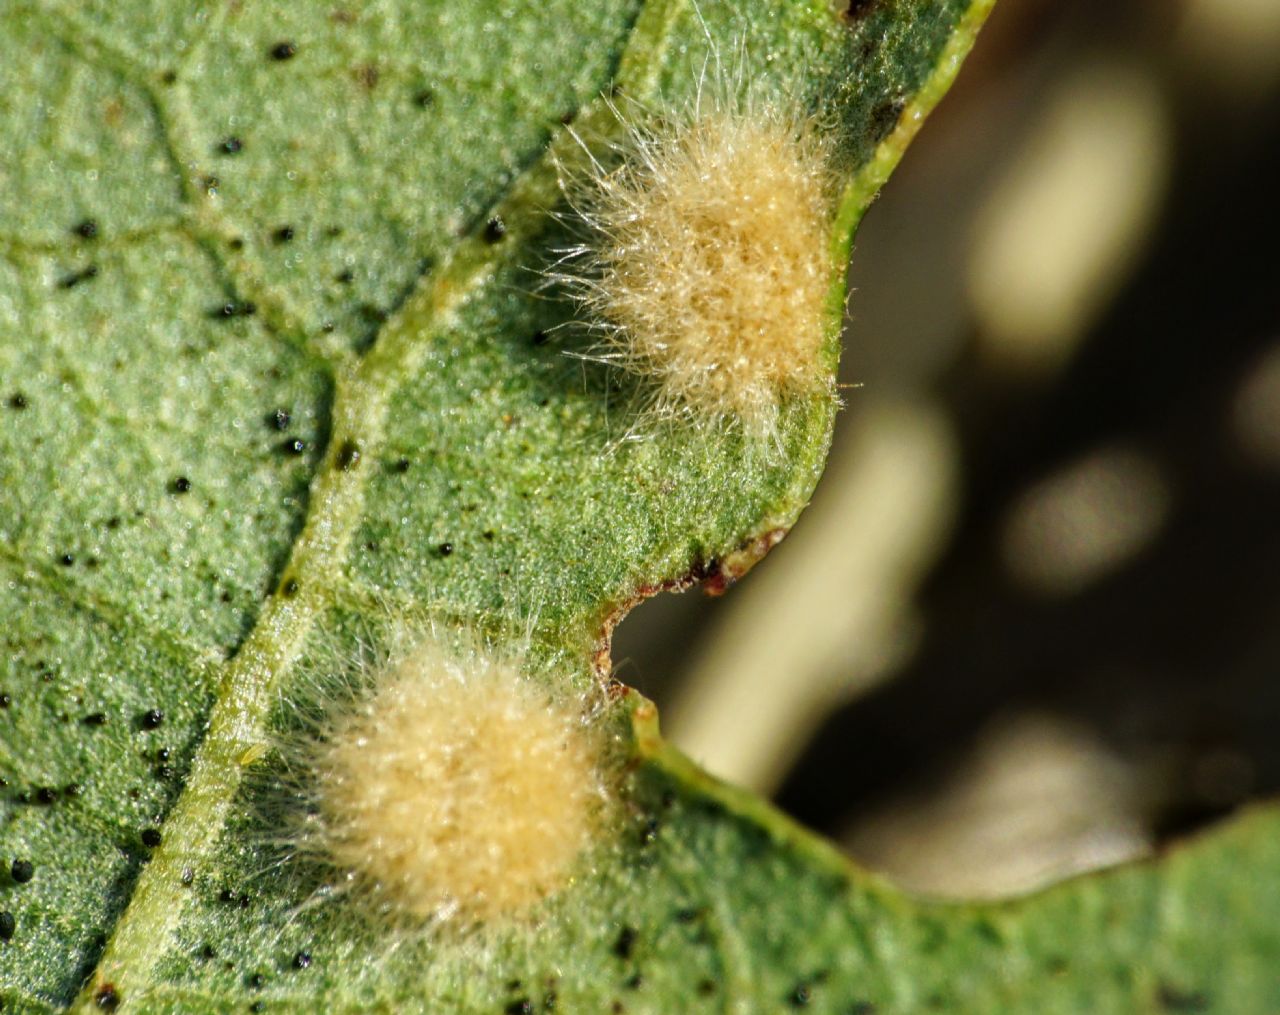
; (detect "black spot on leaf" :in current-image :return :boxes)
[614,926,637,960]
[1157,984,1210,1012]
[870,96,906,141]
[59,265,98,289]
[336,440,361,471]
[213,300,257,318]
[840,0,881,20]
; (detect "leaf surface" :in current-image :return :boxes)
[8,2,1270,1014]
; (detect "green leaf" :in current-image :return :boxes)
[12,2,1272,1013]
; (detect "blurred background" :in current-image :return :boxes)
[614,0,1280,898]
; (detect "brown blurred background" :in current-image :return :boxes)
[615,0,1280,898]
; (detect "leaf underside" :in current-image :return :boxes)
[1,1,1275,1012]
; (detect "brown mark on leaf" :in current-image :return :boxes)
[700,528,787,596]
[591,527,789,681]
[103,98,125,129]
